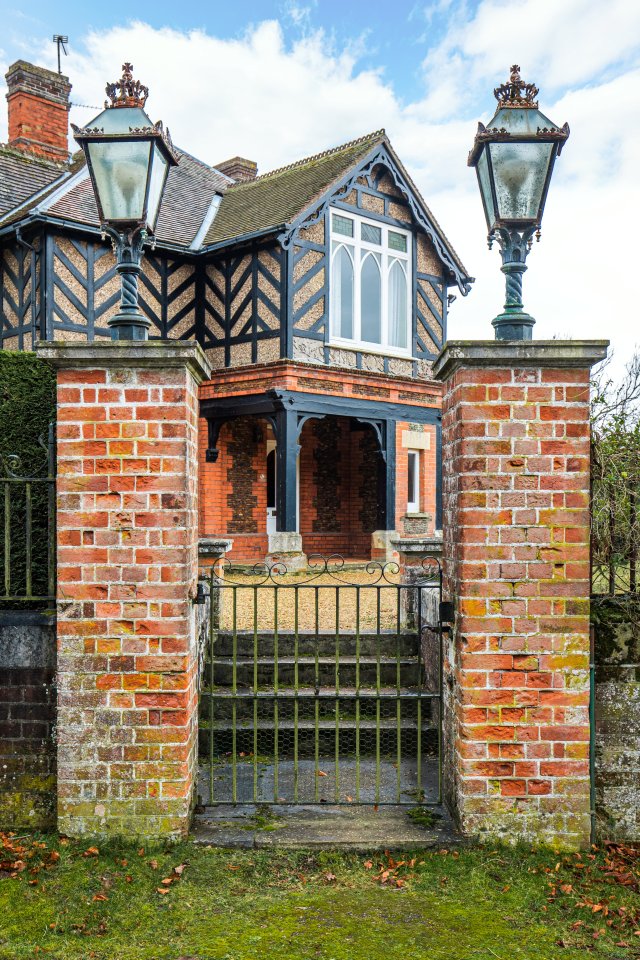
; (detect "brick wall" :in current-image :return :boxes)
[434,341,607,848]
[39,341,209,838]
[0,613,56,828]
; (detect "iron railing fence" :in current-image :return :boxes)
[0,423,56,606]
[591,456,639,597]
[199,555,443,808]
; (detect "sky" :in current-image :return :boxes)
[0,0,639,378]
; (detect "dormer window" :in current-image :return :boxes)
[330,209,411,356]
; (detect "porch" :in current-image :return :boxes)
[199,387,440,564]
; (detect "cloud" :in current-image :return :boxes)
[0,3,637,374]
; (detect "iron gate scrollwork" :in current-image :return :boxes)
[199,554,443,807]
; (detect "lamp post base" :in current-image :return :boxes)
[107,310,152,341]
[492,311,535,341]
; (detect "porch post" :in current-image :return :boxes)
[38,340,210,839]
[433,340,608,849]
[371,418,398,562]
[275,406,298,533]
[270,406,306,569]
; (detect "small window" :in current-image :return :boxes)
[407,450,420,513]
[388,231,407,252]
[332,213,354,237]
[361,222,382,245]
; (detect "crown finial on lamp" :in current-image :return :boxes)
[493,64,539,108]
[104,62,149,109]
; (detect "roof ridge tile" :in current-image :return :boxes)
[228,129,386,189]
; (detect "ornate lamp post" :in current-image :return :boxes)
[72,64,177,340]
[468,65,569,340]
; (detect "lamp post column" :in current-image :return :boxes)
[107,226,151,341]
[492,227,536,341]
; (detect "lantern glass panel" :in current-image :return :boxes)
[476,148,495,230]
[145,144,169,229]
[488,140,553,223]
[87,138,152,223]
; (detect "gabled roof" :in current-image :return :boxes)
[0,146,70,219]
[205,130,384,246]
[204,129,470,289]
[0,128,470,287]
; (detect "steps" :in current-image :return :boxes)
[200,630,439,762]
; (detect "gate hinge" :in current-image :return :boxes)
[439,600,455,624]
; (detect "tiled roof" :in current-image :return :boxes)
[206,130,385,246]
[43,148,230,248]
[0,146,69,219]
[0,130,469,283]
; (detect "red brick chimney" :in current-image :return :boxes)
[215,156,258,182]
[5,60,71,163]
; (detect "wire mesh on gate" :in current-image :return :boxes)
[198,554,443,807]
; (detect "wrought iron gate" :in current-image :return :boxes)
[1,424,56,606]
[199,555,443,807]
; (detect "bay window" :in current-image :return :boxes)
[329,209,411,354]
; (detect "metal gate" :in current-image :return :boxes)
[199,555,443,807]
[1,424,56,606]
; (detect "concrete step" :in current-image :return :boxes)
[201,688,437,721]
[209,631,421,658]
[208,655,423,687]
[199,723,438,760]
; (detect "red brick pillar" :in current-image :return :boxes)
[38,342,211,838]
[433,340,607,849]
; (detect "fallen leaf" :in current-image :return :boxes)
[83,847,99,858]
[157,887,169,895]
[149,859,159,870]
[324,872,337,882]
[363,861,373,870]
[161,878,173,886]
[48,851,60,863]
[92,893,108,902]
[317,771,328,778]
[125,875,132,883]
[173,863,187,876]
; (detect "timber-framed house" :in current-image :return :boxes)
[0,59,473,563]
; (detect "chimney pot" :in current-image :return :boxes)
[5,60,71,164]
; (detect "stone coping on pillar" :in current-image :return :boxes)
[390,535,443,555]
[199,537,234,558]
[36,340,212,385]
[432,340,609,381]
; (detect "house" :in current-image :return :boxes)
[0,60,472,564]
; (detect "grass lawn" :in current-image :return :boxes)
[1,832,640,959]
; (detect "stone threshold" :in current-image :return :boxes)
[192,803,460,850]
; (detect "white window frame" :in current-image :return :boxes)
[329,208,412,357]
[407,450,420,514]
